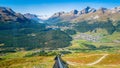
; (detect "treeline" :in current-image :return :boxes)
[0,22,45,30]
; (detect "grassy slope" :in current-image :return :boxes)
[0,51,54,68]
[1,52,120,68]
[65,53,120,68]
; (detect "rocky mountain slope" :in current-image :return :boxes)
[24,13,44,23]
[0,7,30,23]
[47,6,120,23]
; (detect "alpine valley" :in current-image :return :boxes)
[0,6,120,68]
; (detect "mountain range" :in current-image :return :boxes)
[47,6,120,24]
[0,6,120,24]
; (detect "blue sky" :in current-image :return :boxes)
[0,0,120,17]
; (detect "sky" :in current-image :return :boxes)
[0,0,120,18]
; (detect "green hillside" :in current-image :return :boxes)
[0,22,72,53]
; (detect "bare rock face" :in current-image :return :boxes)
[70,9,78,15]
[50,6,96,18]
[111,7,120,13]
[0,7,15,15]
[98,7,108,13]
[0,7,29,23]
[24,13,39,20]
[115,7,120,12]
[52,11,65,17]
[24,13,38,19]
[24,13,44,23]
[80,6,96,14]
[69,7,96,15]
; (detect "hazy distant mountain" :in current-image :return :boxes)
[0,7,30,23]
[47,6,120,24]
[24,13,44,23]
[38,15,50,20]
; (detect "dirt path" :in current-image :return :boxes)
[87,54,108,66]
